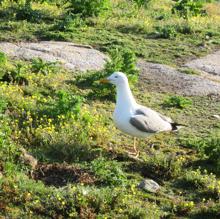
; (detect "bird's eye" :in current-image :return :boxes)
[115,76,118,78]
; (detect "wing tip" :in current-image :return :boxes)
[171,123,185,131]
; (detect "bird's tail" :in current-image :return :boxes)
[171,123,186,131]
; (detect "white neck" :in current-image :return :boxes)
[115,81,137,110]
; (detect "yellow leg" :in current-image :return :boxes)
[126,137,140,158]
[133,137,139,157]
[133,137,136,152]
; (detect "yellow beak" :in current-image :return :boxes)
[99,78,110,84]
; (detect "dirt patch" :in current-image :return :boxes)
[0,162,3,179]
[33,163,96,187]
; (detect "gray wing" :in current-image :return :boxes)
[130,115,159,133]
[157,112,173,123]
[129,107,172,133]
[136,108,173,123]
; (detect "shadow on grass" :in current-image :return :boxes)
[190,206,220,219]
[172,177,219,202]
[189,159,220,177]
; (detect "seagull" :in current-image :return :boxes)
[100,72,181,156]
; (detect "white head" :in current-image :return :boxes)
[101,72,128,86]
[100,71,136,105]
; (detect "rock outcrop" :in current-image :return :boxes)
[0,41,108,72]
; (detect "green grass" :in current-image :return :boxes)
[0,0,220,218]
[0,51,220,218]
[0,0,220,65]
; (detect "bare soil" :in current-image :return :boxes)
[33,163,96,187]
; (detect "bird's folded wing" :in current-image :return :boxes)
[157,112,173,123]
[129,115,159,133]
[136,107,173,124]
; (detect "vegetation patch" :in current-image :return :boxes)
[172,0,206,19]
[0,0,220,218]
[163,95,193,109]
[0,53,219,218]
[67,0,111,18]
[90,157,127,186]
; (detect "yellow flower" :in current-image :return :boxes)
[72,187,76,192]
[189,201,194,207]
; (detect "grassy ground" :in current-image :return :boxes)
[0,0,220,65]
[0,0,220,218]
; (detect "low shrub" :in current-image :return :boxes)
[0,52,7,67]
[183,168,217,189]
[31,58,58,75]
[38,89,83,118]
[132,0,151,8]
[67,0,111,18]
[172,0,206,19]
[180,134,220,171]
[173,200,195,216]
[163,95,192,109]
[197,136,220,170]
[155,25,177,39]
[15,0,44,22]
[201,137,220,165]
[192,202,220,218]
[105,47,139,80]
[1,63,29,85]
[90,157,127,186]
[0,52,7,79]
[179,168,220,200]
[56,14,86,31]
[0,96,8,114]
[153,21,194,39]
[0,120,20,167]
[0,2,41,21]
[54,90,83,117]
[143,152,184,180]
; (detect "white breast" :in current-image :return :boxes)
[113,108,152,138]
[112,78,155,138]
